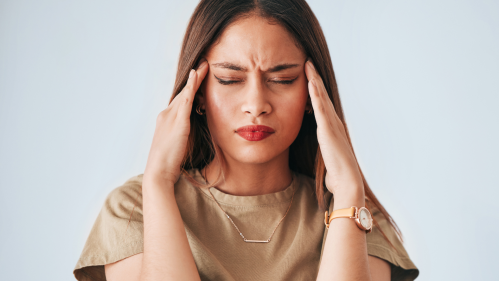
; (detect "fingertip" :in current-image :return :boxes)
[304,61,314,80]
[198,61,209,75]
[306,60,315,71]
[196,62,210,81]
[197,60,208,70]
[189,69,195,79]
[196,58,208,69]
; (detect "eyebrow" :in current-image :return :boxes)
[211,62,300,73]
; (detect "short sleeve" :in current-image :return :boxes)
[366,204,419,280]
[321,195,419,281]
[73,175,145,281]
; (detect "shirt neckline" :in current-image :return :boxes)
[191,168,299,207]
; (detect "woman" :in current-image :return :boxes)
[73,0,419,280]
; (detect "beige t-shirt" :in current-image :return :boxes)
[73,168,419,280]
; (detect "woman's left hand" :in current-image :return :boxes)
[304,60,365,201]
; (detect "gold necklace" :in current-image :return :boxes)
[206,174,296,243]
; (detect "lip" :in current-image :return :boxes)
[236,125,275,141]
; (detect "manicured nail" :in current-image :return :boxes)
[308,61,315,71]
[196,58,208,69]
[189,69,195,78]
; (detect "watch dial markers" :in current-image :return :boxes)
[359,209,372,229]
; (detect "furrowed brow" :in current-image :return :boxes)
[267,64,300,73]
[211,62,248,71]
[211,62,300,73]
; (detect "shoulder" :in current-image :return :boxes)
[73,174,145,280]
[106,174,143,204]
[107,174,143,201]
[104,170,201,217]
[102,174,144,221]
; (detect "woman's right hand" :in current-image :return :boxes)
[143,60,209,187]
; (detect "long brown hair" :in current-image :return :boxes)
[171,0,403,244]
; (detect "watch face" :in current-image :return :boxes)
[359,208,372,229]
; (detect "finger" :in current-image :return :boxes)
[168,60,205,105]
[317,74,336,115]
[307,78,330,130]
[176,60,209,102]
[194,60,209,89]
[176,59,209,120]
[305,61,331,115]
[307,61,346,135]
[311,64,337,123]
[304,62,325,125]
[305,61,335,127]
[310,66,347,136]
[176,69,198,120]
[316,75,340,130]
[309,68,346,131]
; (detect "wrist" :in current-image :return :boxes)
[142,173,177,193]
[331,189,365,211]
[143,166,180,186]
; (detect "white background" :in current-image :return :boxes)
[1,0,497,280]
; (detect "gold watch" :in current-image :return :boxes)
[324,206,373,233]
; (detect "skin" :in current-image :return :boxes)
[198,15,310,196]
[105,15,391,281]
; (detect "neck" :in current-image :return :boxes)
[201,149,293,196]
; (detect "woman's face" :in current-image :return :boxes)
[199,15,311,165]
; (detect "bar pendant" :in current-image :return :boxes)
[244,239,270,243]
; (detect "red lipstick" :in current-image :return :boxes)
[236,125,275,141]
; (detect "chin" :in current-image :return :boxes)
[228,146,284,164]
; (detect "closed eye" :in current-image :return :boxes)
[270,77,298,84]
[214,75,298,85]
[216,79,240,85]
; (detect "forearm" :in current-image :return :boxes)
[140,178,201,281]
[316,188,371,281]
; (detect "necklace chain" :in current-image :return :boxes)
[207,175,296,243]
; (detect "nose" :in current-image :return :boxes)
[240,77,272,117]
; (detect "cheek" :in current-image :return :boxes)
[272,83,308,138]
[276,80,309,117]
[276,99,306,136]
[203,81,238,138]
[207,96,236,124]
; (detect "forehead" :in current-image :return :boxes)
[205,15,306,67]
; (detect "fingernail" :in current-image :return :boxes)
[189,69,195,78]
[311,79,316,86]
[308,61,315,70]
[196,58,207,69]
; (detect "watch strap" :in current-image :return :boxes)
[324,207,357,228]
